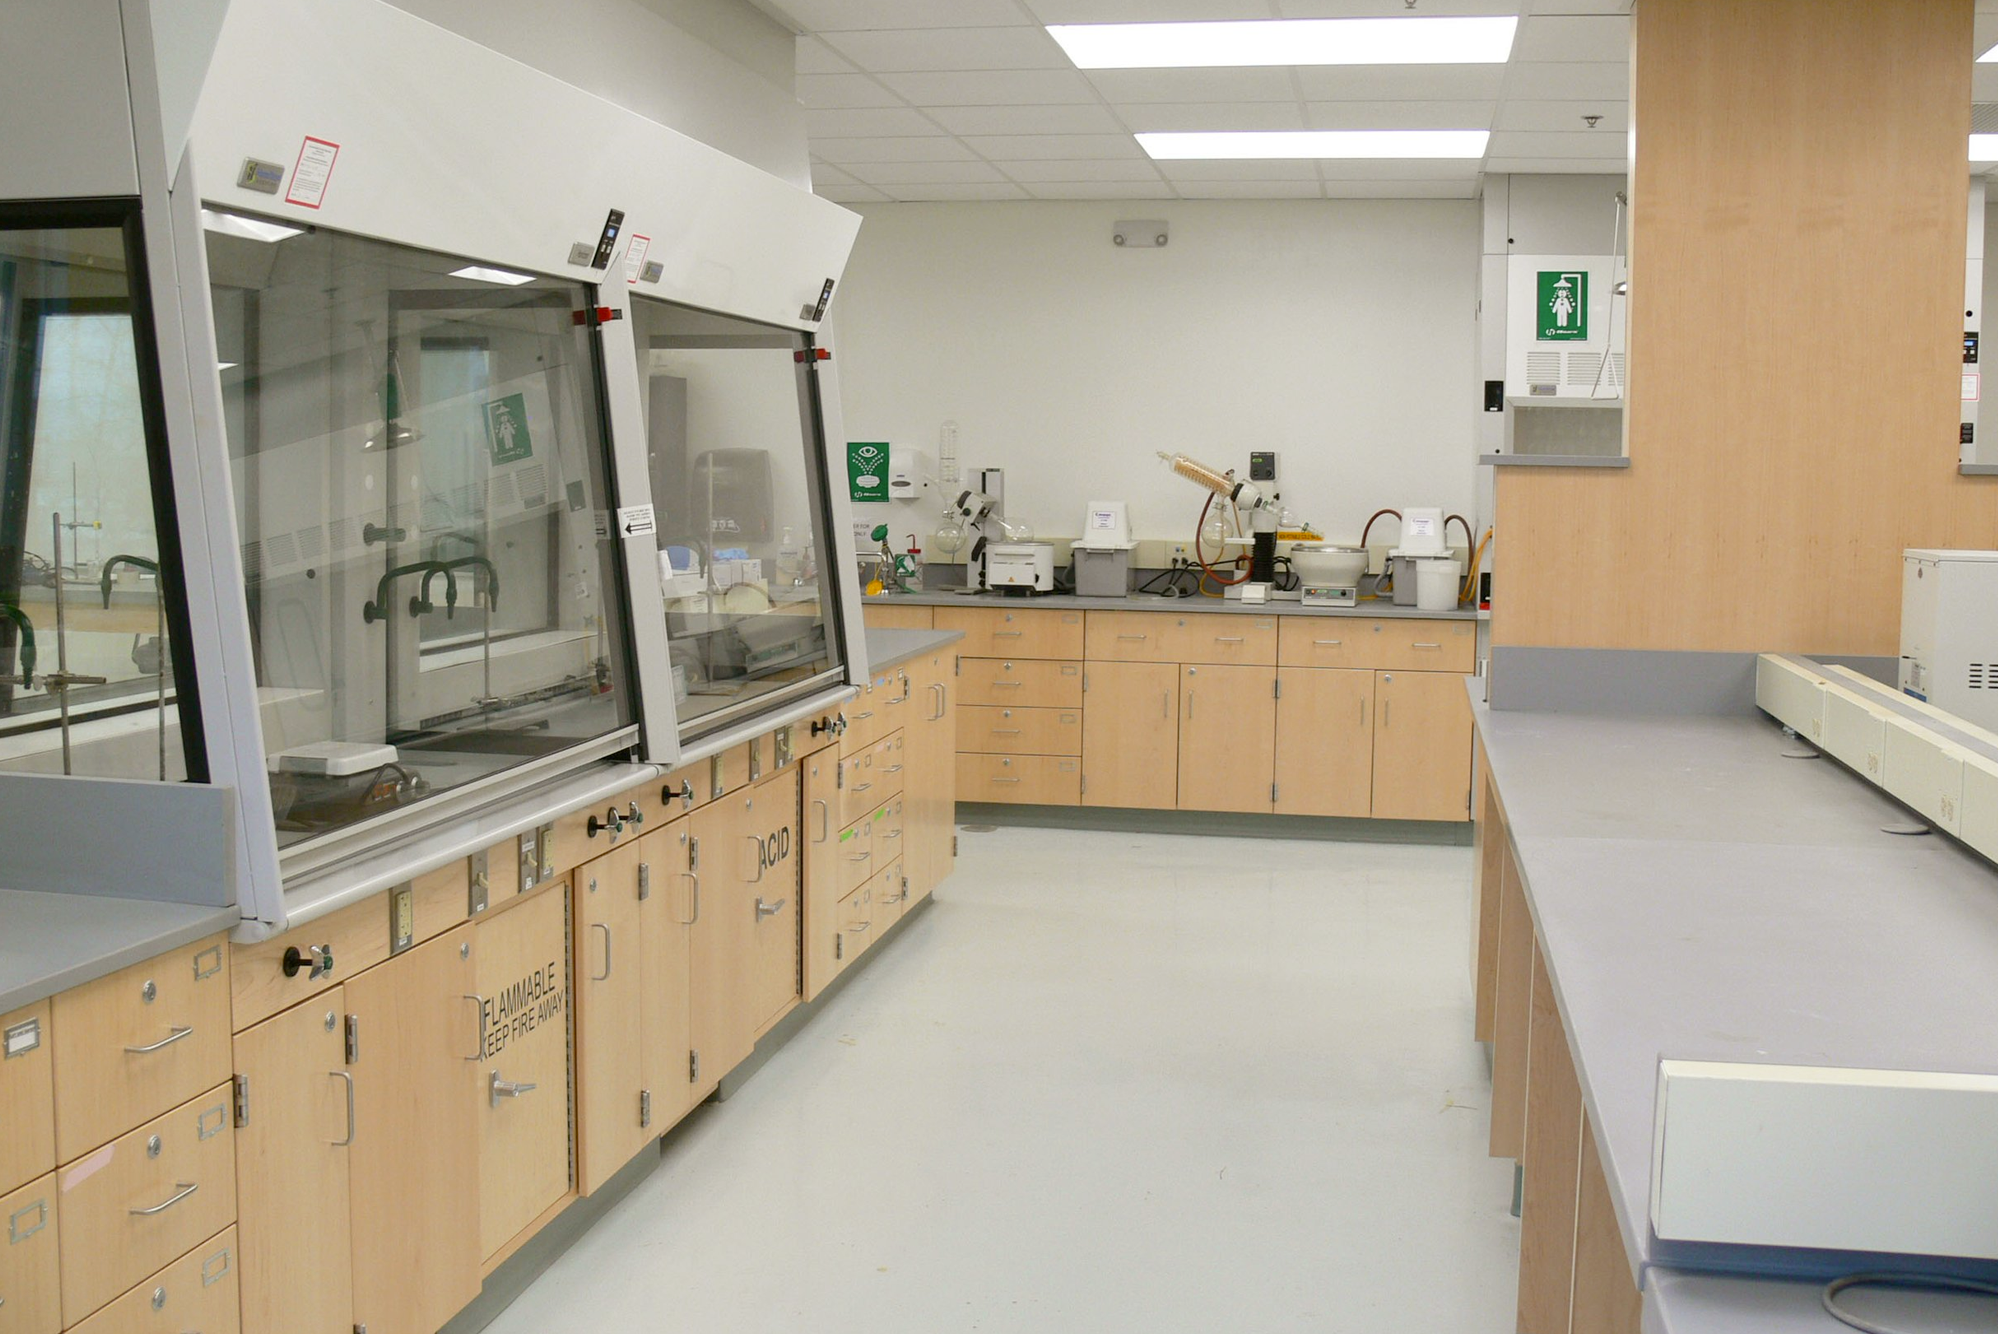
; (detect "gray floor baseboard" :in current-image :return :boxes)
[955,802,1473,846]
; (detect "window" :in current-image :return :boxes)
[629,297,844,740]
[205,210,635,849]
[0,204,197,780]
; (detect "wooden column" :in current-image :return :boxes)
[1495,0,1979,654]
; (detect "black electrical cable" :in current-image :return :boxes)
[1822,1272,1998,1334]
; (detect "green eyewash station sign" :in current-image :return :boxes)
[848,441,888,503]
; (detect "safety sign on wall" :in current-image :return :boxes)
[484,393,534,464]
[848,442,888,502]
[1537,270,1588,341]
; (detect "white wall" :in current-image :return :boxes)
[385,0,810,188]
[833,199,1481,553]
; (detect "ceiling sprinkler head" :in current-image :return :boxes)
[1583,115,1603,129]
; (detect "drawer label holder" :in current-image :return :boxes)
[4,1015,40,1057]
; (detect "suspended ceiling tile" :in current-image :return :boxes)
[1084,67,1301,103]
[1276,0,1522,14]
[1173,179,1326,198]
[1486,130,1628,159]
[1315,159,1483,179]
[1503,61,1628,99]
[1116,102,1308,133]
[883,182,1032,201]
[811,137,979,162]
[842,159,1012,186]
[1295,65,1508,100]
[770,0,1031,30]
[1512,14,1631,63]
[1495,99,1629,133]
[821,26,1072,72]
[1023,181,1177,199]
[962,133,1150,159]
[1483,156,1628,173]
[993,158,1171,182]
[803,107,944,138]
[796,73,905,109]
[795,37,856,74]
[1023,0,1274,20]
[1321,179,1480,198]
[1976,65,1998,101]
[1527,0,1632,13]
[814,183,892,203]
[1157,158,1322,180]
[877,68,1098,105]
[928,104,1127,136]
[808,161,860,186]
[1302,99,1497,130]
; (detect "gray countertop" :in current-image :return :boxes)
[0,889,240,1014]
[863,625,965,672]
[1472,700,1998,1296]
[867,588,1480,621]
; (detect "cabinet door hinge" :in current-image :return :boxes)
[954,655,961,677]
[637,863,651,901]
[356,1325,369,1334]
[233,1074,251,1128]
[689,1049,700,1084]
[835,934,844,961]
[1273,678,1281,699]
[689,837,700,872]
[1272,781,1279,804]
[1082,672,1088,692]
[639,1089,653,1129]
[952,835,958,858]
[344,1014,360,1065]
[836,761,845,790]
[1080,773,1087,795]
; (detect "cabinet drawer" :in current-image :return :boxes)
[1278,617,1474,671]
[955,658,1082,708]
[872,731,907,800]
[956,753,1081,805]
[67,1225,238,1334]
[835,815,875,897]
[0,1173,60,1334]
[1,1001,54,1197]
[872,796,907,867]
[836,880,875,968]
[58,1084,236,1324]
[840,670,902,754]
[53,937,231,1162]
[957,705,1082,756]
[1372,618,1476,672]
[1083,609,1171,661]
[838,749,881,826]
[232,897,389,1033]
[861,602,933,631]
[1166,612,1278,665]
[933,606,1083,659]
[870,857,909,936]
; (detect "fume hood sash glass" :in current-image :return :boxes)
[628,296,845,742]
[205,209,637,853]
[0,199,203,781]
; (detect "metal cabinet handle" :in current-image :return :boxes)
[883,829,903,840]
[591,922,612,981]
[993,630,1022,637]
[929,682,946,720]
[680,872,700,926]
[812,799,830,842]
[852,709,874,721]
[1116,634,1147,641]
[745,836,765,883]
[847,921,872,934]
[1313,639,1343,647]
[885,764,904,773]
[991,728,1023,735]
[1214,636,1246,644]
[125,1025,194,1055]
[1412,642,1442,650]
[992,681,1023,689]
[1162,691,1170,718]
[1187,690,1195,719]
[992,776,1020,783]
[463,995,487,1061]
[129,1182,198,1216]
[848,852,871,862]
[329,1070,355,1147]
[853,781,873,793]
[1383,700,1391,727]
[1360,696,1368,727]
[490,1073,537,1107]
[755,897,787,919]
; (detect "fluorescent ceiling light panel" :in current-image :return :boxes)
[1979,42,1998,63]
[1975,135,1998,161]
[1139,130,1490,160]
[199,210,303,243]
[1047,16,1517,69]
[449,265,535,286]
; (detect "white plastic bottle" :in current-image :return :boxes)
[777,526,803,587]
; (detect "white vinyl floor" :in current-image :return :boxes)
[482,826,1520,1334]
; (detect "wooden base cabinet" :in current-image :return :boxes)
[234,998,350,1334]
[747,769,804,1034]
[0,1000,53,1199]
[574,841,648,1197]
[0,1173,60,1334]
[475,885,573,1263]
[1274,668,1374,818]
[1082,661,1179,809]
[345,927,481,1334]
[688,792,763,1100]
[802,744,844,1002]
[68,1226,239,1334]
[903,649,957,901]
[1372,670,1474,822]
[1177,664,1276,814]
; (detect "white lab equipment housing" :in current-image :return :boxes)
[1502,251,1628,458]
[1900,549,1998,732]
[0,0,866,937]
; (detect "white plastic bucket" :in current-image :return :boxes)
[1414,558,1464,611]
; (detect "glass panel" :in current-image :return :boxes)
[205,210,633,849]
[628,297,842,739]
[0,216,189,779]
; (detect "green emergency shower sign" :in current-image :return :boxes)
[1537,271,1588,341]
[848,441,888,503]
[484,393,533,464]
